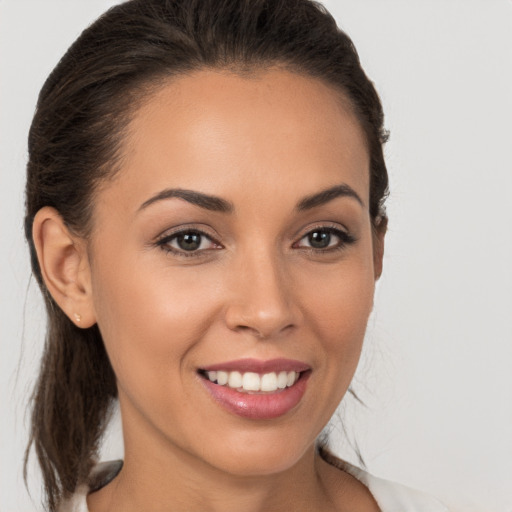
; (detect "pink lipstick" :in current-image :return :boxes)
[198,358,311,420]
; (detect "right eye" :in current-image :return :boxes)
[156,229,221,257]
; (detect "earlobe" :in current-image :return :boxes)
[32,207,96,328]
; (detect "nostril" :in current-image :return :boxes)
[223,276,302,338]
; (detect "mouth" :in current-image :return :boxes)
[198,368,303,394]
[197,359,311,419]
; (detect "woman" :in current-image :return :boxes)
[24,0,448,510]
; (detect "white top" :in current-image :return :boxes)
[60,459,449,512]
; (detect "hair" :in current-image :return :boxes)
[24,0,389,509]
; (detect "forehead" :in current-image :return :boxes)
[101,68,370,217]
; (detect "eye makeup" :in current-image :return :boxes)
[154,222,357,259]
[293,223,357,255]
[155,226,223,258]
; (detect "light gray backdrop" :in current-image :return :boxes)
[1,1,511,511]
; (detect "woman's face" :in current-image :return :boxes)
[86,69,382,476]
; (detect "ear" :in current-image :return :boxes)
[32,207,96,328]
[372,216,387,281]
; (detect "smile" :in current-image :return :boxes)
[198,358,311,419]
[202,370,300,393]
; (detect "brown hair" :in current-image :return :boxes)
[24,0,389,509]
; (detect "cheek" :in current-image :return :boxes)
[295,249,376,386]
[89,247,223,392]
[301,258,375,344]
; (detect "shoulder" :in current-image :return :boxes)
[58,460,123,512]
[321,450,449,512]
[360,470,450,512]
[60,457,449,512]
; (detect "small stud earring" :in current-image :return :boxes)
[73,313,82,323]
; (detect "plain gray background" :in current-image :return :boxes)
[1,1,511,511]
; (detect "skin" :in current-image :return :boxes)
[33,69,384,512]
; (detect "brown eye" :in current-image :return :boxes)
[307,230,331,249]
[176,232,203,251]
[296,226,356,252]
[157,229,220,257]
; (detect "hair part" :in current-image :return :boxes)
[24,1,389,509]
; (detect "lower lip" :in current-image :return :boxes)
[200,372,310,420]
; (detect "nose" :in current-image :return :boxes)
[224,248,301,339]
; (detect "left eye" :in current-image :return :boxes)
[296,227,352,250]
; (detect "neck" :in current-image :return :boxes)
[86,394,377,512]
[88,428,339,512]
[114,449,333,512]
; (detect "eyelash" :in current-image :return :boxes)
[155,228,221,258]
[155,225,356,259]
[293,225,357,254]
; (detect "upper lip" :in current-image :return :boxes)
[200,358,311,374]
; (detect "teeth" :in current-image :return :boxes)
[277,371,288,389]
[204,369,300,392]
[216,371,228,385]
[260,372,277,392]
[228,371,243,389]
[242,372,260,391]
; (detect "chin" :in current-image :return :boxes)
[191,425,316,478]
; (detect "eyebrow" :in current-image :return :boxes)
[139,188,234,213]
[296,183,364,211]
[138,183,363,214]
